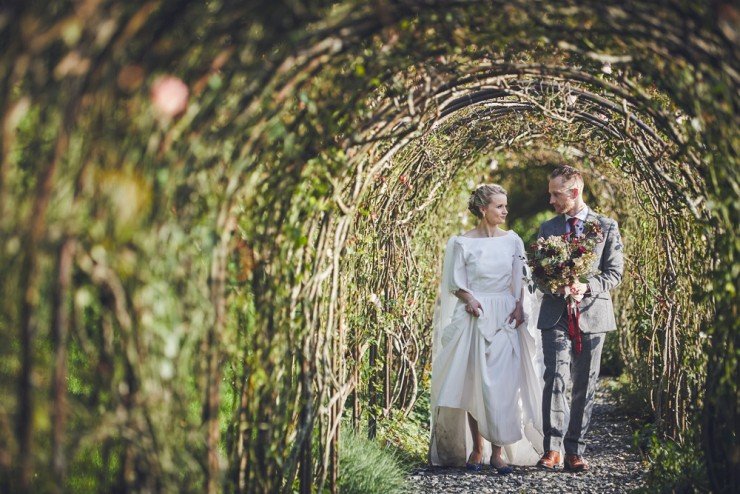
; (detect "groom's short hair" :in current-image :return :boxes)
[550,165,584,191]
[550,165,582,182]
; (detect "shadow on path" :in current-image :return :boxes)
[407,379,646,493]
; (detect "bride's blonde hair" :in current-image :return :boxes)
[468,184,507,219]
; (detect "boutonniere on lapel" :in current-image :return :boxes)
[574,220,604,242]
[527,220,604,353]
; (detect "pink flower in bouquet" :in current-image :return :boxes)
[151,76,189,119]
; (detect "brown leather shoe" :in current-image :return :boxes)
[564,454,590,472]
[537,450,562,470]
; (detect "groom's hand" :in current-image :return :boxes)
[568,282,588,302]
[569,282,589,296]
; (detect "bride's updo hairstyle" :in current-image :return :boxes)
[468,184,507,219]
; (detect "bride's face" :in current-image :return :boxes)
[480,194,508,225]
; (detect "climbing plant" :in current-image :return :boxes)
[0,1,736,493]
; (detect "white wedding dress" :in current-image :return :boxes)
[429,231,546,466]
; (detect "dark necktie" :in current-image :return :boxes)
[567,217,579,235]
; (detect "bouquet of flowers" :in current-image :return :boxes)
[529,221,603,294]
[528,220,604,352]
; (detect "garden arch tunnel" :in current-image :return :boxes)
[1,1,736,493]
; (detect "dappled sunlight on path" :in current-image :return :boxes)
[408,379,645,493]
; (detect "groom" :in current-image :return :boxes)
[536,165,624,472]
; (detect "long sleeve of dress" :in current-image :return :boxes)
[448,240,471,295]
[511,234,526,303]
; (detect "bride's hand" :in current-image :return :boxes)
[507,301,524,326]
[465,298,483,317]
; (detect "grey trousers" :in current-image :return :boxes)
[541,321,605,455]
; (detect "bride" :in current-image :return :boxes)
[429,184,545,472]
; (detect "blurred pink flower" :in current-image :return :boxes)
[150,76,189,119]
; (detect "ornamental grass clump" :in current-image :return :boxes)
[339,432,408,494]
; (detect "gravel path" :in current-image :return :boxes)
[407,379,646,493]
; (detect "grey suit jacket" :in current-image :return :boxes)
[536,210,624,333]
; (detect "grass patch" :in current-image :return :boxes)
[339,431,409,494]
[376,388,431,468]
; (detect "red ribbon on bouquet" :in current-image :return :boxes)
[566,298,583,354]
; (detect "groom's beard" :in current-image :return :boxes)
[553,201,575,215]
